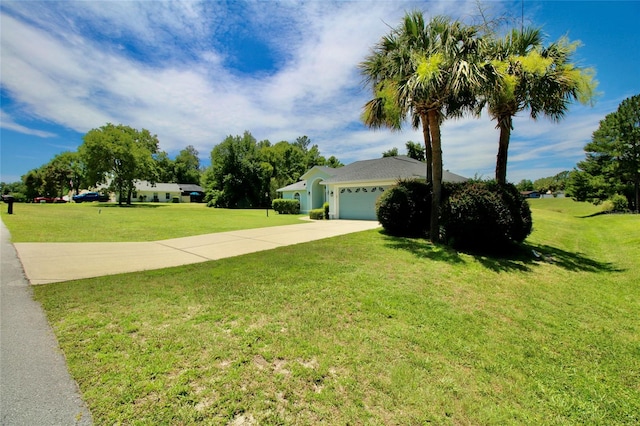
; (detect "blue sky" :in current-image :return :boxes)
[1,0,639,184]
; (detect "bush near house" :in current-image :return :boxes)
[441,181,532,252]
[323,202,330,219]
[309,208,324,220]
[272,199,300,214]
[377,180,532,252]
[376,179,430,237]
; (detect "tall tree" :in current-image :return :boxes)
[326,155,344,168]
[485,28,597,184]
[154,151,176,183]
[569,94,640,211]
[361,12,486,242]
[207,131,266,208]
[80,123,160,205]
[174,145,201,184]
[405,140,425,161]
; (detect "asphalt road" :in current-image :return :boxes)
[0,219,92,426]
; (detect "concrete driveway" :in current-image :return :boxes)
[14,220,380,285]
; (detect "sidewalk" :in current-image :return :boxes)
[0,220,93,425]
[14,220,380,285]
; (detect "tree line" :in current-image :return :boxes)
[201,132,342,208]
[514,94,639,212]
[4,123,341,207]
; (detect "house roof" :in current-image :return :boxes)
[277,180,307,192]
[178,183,204,192]
[276,156,468,192]
[134,181,181,192]
[320,156,468,184]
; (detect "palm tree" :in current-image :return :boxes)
[485,28,598,184]
[361,12,487,242]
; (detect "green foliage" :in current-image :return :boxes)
[382,147,398,157]
[174,145,201,184]
[205,190,224,208]
[323,202,330,219]
[80,123,160,205]
[309,208,324,220]
[601,194,629,213]
[405,141,425,162]
[441,181,532,252]
[205,133,341,208]
[376,179,430,237]
[515,179,534,191]
[271,199,300,215]
[1,181,28,202]
[207,132,267,208]
[572,94,640,211]
[486,27,597,184]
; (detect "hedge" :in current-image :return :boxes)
[309,208,324,220]
[272,199,300,214]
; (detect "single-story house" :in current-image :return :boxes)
[118,181,205,203]
[520,190,540,199]
[277,156,467,220]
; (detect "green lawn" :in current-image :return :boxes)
[31,199,640,424]
[0,202,304,242]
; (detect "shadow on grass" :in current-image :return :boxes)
[382,232,622,274]
[381,233,466,265]
[472,243,623,274]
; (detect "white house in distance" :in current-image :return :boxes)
[277,156,468,220]
[116,181,205,203]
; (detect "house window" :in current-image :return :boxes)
[166,193,171,200]
[294,193,300,201]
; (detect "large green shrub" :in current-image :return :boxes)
[309,208,324,220]
[601,194,629,213]
[441,181,532,252]
[376,179,430,237]
[272,199,300,214]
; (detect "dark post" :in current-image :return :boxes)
[3,195,15,214]
[265,192,269,217]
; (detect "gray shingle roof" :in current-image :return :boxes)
[178,184,204,192]
[276,156,467,192]
[321,156,467,184]
[276,180,306,192]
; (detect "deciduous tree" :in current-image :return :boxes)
[80,123,160,205]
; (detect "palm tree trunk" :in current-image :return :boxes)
[495,115,512,185]
[420,112,433,185]
[428,110,442,243]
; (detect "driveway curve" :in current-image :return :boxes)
[14,220,380,285]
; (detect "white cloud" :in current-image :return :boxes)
[0,110,57,138]
[0,0,613,183]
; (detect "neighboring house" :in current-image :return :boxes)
[277,156,467,220]
[178,183,206,203]
[116,181,204,203]
[521,190,540,199]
